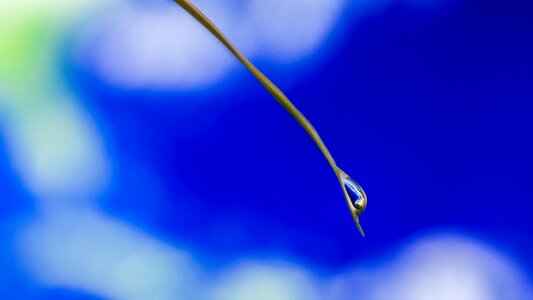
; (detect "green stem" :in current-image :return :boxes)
[173,0,337,172]
[172,0,366,236]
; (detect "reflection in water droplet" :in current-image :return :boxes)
[344,176,365,210]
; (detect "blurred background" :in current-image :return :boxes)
[1,0,532,299]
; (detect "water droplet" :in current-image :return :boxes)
[344,176,365,211]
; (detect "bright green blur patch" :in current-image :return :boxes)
[0,0,110,82]
[0,17,56,81]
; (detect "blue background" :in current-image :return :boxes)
[75,0,533,264]
[1,0,532,298]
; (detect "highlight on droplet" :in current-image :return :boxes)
[343,176,366,212]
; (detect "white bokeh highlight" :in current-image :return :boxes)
[77,0,347,90]
[78,1,240,89]
[211,260,323,300]
[249,0,346,61]
[17,228,532,300]
[376,235,531,300]
[17,210,199,300]
[4,101,110,207]
[327,233,532,300]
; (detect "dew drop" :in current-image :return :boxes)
[344,176,365,211]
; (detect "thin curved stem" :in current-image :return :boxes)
[172,0,366,236]
[173,0,337,172]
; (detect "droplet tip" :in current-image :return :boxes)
[354,217,366,237]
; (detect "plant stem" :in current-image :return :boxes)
[173,0,337,171]
[172,0,366,236]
